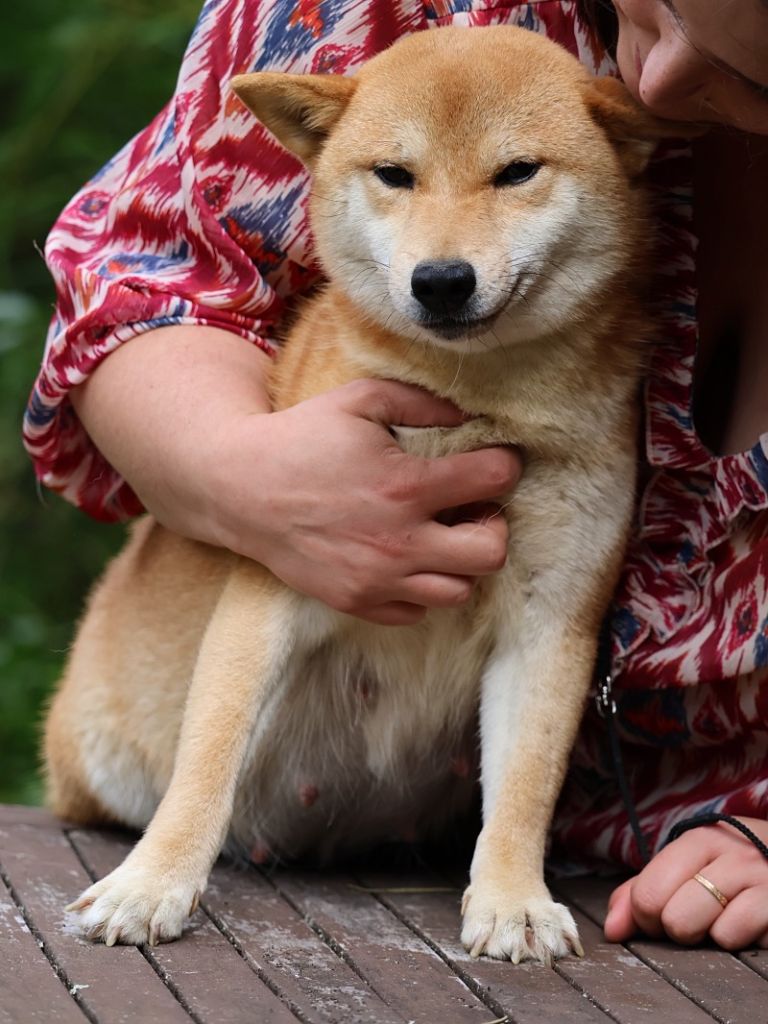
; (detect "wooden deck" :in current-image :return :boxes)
[2,804,767,1023]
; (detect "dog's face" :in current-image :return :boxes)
[233,27,671,353]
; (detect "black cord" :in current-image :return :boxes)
[663,812,768,861]
[594,616,652,867]
[604,706,652,866]
[595,625,768,869]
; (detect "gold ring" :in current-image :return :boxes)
[693,872,728,908]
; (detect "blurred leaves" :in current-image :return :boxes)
[0,0,201,802]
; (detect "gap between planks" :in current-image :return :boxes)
[0,858,96,1024]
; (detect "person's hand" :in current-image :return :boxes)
[604,817,768,949]
[206,378,522,625]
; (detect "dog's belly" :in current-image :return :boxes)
[227,606,492,863]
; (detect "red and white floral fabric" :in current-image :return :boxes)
[24,0,768,869]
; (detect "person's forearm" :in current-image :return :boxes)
[71,322,519,623]
[71,325,274,543]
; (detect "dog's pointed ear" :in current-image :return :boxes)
[231,73,357,164]
[583,76,702,177]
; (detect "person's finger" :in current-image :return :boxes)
[660,856,742,945]
[415,447,522,511]
[413,517,508,577]
[337,575,479,624]
[626,830,731,939]
[396,572,476,608]
[338,378,467,428]
[708,883,768,951]
[604,877,638,941]
[354,602,428,626]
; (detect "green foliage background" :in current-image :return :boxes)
[1,0,201,804]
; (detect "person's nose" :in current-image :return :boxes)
[638,32,709,113]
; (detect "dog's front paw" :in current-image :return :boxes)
[460,883,583,965]
[66,862,203,947]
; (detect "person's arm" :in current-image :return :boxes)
[72,323,521,625]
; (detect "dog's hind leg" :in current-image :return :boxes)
[44,684,119,826]
[66,560,307,946]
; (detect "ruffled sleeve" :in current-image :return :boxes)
[23,0,426,520]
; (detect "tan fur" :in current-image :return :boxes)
[46,26,665,960]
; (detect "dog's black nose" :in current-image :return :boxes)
[411,260,476,316]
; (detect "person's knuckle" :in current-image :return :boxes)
[378,465,418,505]
[709,915,745,951]
[346,377,380,406]
[631,880,663,922]
[659,903,697,943]
[742,846,766,872]
[331,572,374,614]
[371,529,409,562]
[331,589,361,616]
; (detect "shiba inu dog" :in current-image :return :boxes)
[46,25,669,963]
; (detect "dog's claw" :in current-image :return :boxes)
[189,893,200,915]
[66,895,94,913]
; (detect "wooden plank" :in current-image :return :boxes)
[70,829,300,1024]
[356,868,615,1024]
[558,875,768,1024]
[556,906,717,1023]
[6,804,764,1024]
[204,860,406,1024]
[438,868,717,1024]
[269,868,496,1023]
[0,874,86,1024]
[623,943,768,1023]
[739,948,768,983]
[0,804,69,829]
[0,819,192,1024]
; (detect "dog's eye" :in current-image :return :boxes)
[374,165,415,189]
[494,161,541,187]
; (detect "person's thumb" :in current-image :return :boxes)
[338,378,467,429]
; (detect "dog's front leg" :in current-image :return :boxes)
[68,563,301,946]
[461,626,596,965]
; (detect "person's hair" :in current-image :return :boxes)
[574,0,620,55]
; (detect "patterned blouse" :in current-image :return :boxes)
[24,0,768,870]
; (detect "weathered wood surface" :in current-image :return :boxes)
[1,804,767,1023]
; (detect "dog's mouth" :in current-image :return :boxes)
[412,273,533,342]
[418,312,499,341]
